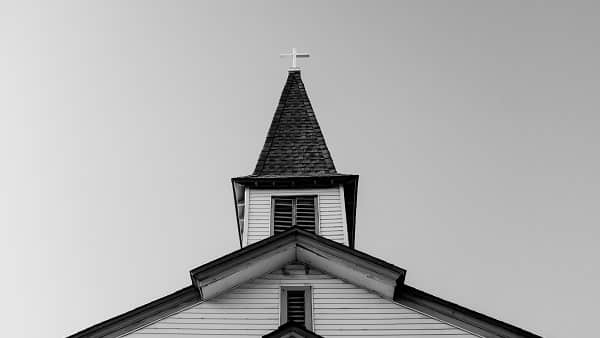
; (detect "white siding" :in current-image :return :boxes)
[127,265,478,337]
[246,186,348,246]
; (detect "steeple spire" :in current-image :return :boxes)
[252,70,337,177]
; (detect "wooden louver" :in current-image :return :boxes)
[273,196,317,234]
[280,286,312,329]
[286,290,306,325]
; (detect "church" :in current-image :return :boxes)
[69,52,541,338]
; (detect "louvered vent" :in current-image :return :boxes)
[273,197,294,234]
[286,290,306,325]
[273,196,317,234]
[281,286,312,328]
[295,197,316,233]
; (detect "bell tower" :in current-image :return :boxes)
[231,66,358,248]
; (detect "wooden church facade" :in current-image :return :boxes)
[69,69,541,338]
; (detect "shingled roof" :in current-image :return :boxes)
[252,70,337,177]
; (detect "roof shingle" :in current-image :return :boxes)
[252,70,337,177]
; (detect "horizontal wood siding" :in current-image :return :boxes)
[127,265,477,337]
[246,187,347,245]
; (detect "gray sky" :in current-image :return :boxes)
[2,1,599,337]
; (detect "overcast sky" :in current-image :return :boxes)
[2,1,599,337]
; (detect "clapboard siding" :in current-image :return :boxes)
[127,265,477,337]
[245,186,348,246]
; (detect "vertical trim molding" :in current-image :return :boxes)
[314,195,320,235]
[338,185,349,246]
[242,187,250,247]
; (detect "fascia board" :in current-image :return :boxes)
[396,286,543,338]
[296,244,398,299]
[296,233,405,281]
[191,231,297,281]
[194,242,296,300]
[67,286,201,338]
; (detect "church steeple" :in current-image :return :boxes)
[253,70,337,177]
[232,68,359,249]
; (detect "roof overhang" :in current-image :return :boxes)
[67,286,200,338]
[190,227,405,301]
[231,174,359,248]
[396,286,543,338]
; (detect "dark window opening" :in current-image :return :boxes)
[272,196,317,234]
[280,286,312,329]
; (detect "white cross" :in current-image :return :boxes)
[280,48,310,70]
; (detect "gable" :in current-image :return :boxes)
[190,229,405,301]
[70,229,541,338]
[124,264,478,337]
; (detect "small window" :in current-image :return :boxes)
[272,196,318,234]
[280,286,312,328]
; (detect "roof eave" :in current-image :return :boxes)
[232,174,358,187]
[67,286,201,338]
[395,285,543,338]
